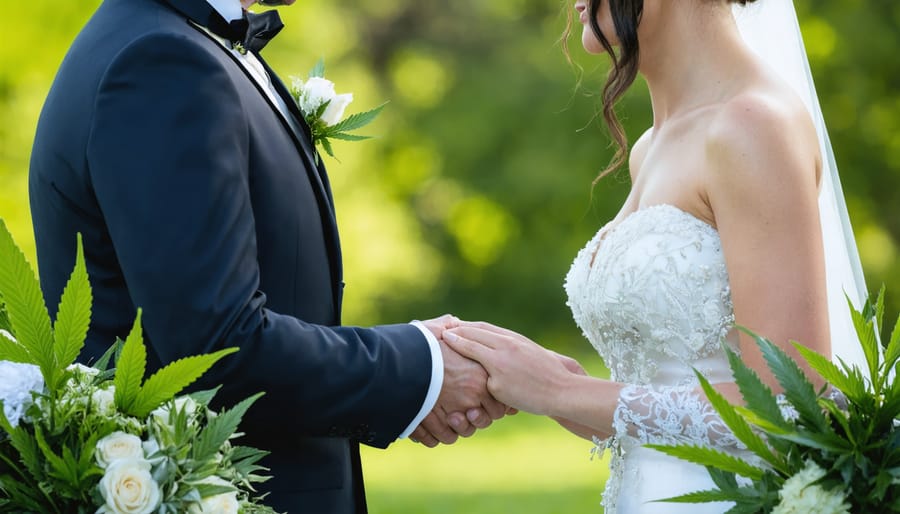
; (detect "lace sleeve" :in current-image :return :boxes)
[612,383,743,450]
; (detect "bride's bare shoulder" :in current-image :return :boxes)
[704,82,820,190]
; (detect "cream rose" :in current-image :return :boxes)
[189,476,239,514]
[97,458,161,514]
[91,386,116,416]
[772,460,850,514]
[150,396,199,427]
[321,93,353,126]
[96,432,144,468]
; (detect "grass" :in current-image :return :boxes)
[361,412,609,513]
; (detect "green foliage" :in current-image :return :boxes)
[193,393,263,463]
[308,57,325,79]
[52,233,91,376]
[646,443,766,481]
[0,299,10,334]
[654,290,900,511]
[113,311,238,419]
[0,219,56,382]
[113,310,147,414]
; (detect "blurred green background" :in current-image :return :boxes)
[2,1,898,512]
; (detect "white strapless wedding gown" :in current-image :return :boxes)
[565,204,756,514]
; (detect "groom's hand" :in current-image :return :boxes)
[411,317,506,447]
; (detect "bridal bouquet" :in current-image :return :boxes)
[0,222,278,514]
[289,58,385,160]
[650,289,900,513]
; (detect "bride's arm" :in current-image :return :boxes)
[445,326,762,449]
[444,325,749,445]
[705,94,830,387]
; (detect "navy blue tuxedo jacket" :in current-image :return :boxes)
[29,0,433,511]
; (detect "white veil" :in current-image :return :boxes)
[732,2,869,371]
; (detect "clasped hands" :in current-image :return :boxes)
[412,315,586,448]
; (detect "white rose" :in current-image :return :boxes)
[189,476,239,514]
[96,432,145,468]
[92,386,116,416]
[320,93,353,126]
[97,458,161,514]
[772,460,850,514]
[150,396,198,427]
[67,362,100,376]
[298,76,337,116]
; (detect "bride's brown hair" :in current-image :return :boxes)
[563,0,759,181]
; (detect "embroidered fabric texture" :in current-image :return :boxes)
[564,205,743,513]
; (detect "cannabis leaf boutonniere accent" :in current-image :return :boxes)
[289,59,385,160]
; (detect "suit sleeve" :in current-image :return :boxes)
[85,32,431,448]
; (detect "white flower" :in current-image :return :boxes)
[772,460,851,514]
[92,386,117,416]
[96,432,145,468]
[97,458,161,514]
[67,362,100,376]
[321,93,353,126]
[0,360,43,428]
[296,76,336,116]
[189,476,239,514]
[150,396,199,427]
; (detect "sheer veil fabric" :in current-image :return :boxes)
[733,1,869,372]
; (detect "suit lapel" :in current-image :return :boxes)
[261,63,345,311]
[161,0,344,315]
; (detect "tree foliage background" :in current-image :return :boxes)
[1,0,898,511]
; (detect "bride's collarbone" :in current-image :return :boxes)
[624,166,716,230]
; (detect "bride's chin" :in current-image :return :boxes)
[582,30,608,55]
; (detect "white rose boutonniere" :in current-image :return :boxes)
[289,58,385,160]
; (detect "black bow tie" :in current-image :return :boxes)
[209,9,284,54]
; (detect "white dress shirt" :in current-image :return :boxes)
[202,0,444,440]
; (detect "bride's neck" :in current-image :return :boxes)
[640,3,758,126]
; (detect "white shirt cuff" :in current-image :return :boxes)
[398,321,444,439]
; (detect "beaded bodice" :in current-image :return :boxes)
[565,204,738,386]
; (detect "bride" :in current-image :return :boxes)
[436,0,864,512]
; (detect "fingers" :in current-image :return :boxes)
[409,425,439,448]
[447,411,476,438]
[465,408,492,429]
[443,330,494,366]
[456,321,523,339]
[481,397,508,420]
[421,314,461,339]
[420,411,459,445]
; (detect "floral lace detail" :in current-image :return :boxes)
[565,204,736,385]
[613,384,742,449]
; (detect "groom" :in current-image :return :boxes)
[29,0,505,511]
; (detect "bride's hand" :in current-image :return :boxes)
[443,323,578,416]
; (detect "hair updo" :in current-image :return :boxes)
[565,0,759,180]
